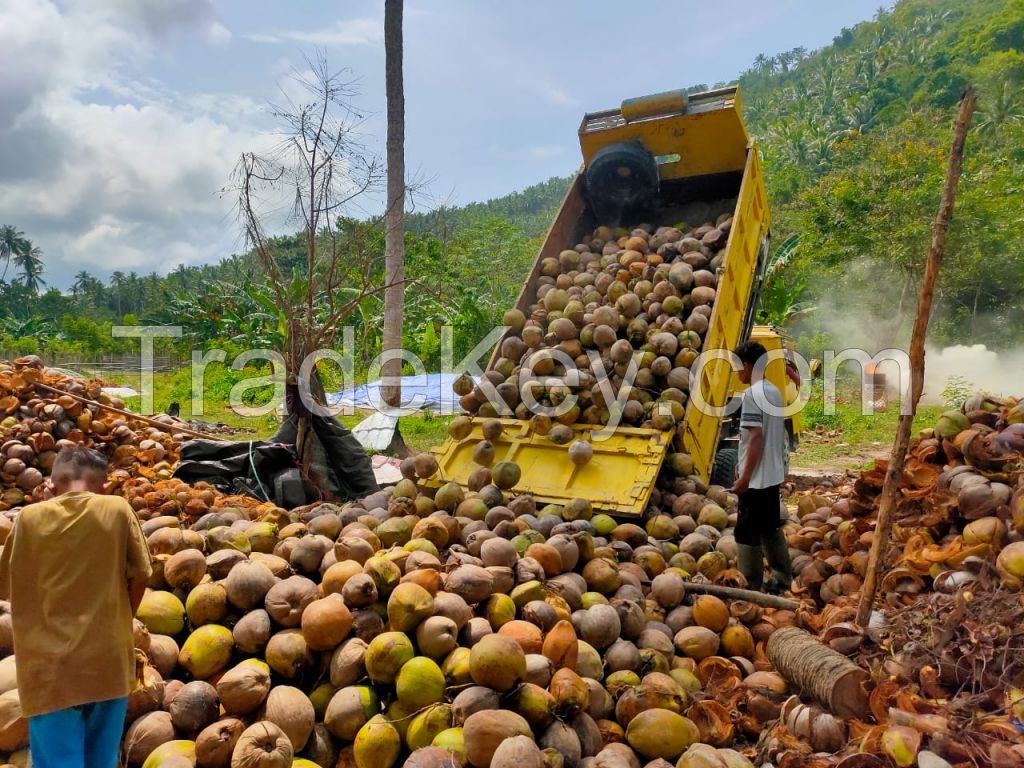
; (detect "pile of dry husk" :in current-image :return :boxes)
[760,394,1024,767]
[0,356,188,511]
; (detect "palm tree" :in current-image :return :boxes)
[14,245,45,293]
[0,226,30,283]
[974,81,1024,137]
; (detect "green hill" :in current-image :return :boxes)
[3,0,1022,362]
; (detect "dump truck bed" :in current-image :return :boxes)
[430,87,771,517]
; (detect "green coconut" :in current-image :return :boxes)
[491,461,522,490]
[406,704,454,750]
[353,715,401,768]
[396,657,447,709]
[141,740,197,768]
[178,624,233,679]
[387,582,435,633]
[432,728,467,765]
[137,591,186,636]
[625,709,699,760]
[184,582,228,627]
[365,632,415,684]
[469,634,526,692]
[935,409,971,439]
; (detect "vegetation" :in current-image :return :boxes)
[3,0,1022,371]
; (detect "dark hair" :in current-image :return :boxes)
[52,446,108,479]
[735,341,768,367]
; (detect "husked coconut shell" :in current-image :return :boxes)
[491,736,544,768]
[124,710,176,766]
[217,662,271,715]
[195,717,245,768]
[265,575,318,627]
[169,680,219,736]
[260,685,315,752]
[231,720,294,767]
[463,710,532,768]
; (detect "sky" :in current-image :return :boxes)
[0,0,892,289]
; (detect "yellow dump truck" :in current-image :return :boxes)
[430,86,796,516]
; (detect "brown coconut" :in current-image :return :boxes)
[230,720,294,767]
[124,710,176,766]
[233,609,272,655]
[491,735,545,768]
[260,685,315,752]
[169,680,220,736]
[469,634,526,692]
[265,575,318,628]
[196,717,245,768]
[217,662,271,716]
[463,710,532,768]
[301,594,353,651]
[225,560,276,611]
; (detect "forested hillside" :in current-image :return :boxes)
[1,0,1021,365]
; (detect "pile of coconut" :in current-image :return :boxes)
[0,446,801,768]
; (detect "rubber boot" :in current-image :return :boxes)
[763,528,793,594]
[736,544,765,591]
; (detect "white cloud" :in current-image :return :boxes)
[245,18,382,47]
[0,0,271,283]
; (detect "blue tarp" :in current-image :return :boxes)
[327,373,477,415]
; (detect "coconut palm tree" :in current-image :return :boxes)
[13,244,44,293]
[974,81,1024,137]
[0,226,30,283]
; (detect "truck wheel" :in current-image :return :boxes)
[711,447,738,488]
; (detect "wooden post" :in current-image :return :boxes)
[855,88,976,628]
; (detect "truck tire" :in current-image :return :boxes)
[711,447,738,488]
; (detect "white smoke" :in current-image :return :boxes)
[921,344,1024,404]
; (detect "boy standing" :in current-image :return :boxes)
[0,446,152,767]
[730,341,792,593]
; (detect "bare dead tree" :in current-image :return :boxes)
[230,57,392,474]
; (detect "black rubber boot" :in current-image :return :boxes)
[736,544,765,591]
[763,528,793,594]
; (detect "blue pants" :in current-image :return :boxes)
[28,697,127,768]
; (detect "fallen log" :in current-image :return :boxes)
[682,582,800,610]
[767,626,870,719]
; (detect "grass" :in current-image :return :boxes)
[789,381,946,469]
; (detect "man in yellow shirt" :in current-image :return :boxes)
[0,446,152,768]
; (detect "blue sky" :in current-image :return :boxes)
[0,0,892,287]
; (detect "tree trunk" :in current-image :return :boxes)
[855,89,976,629]
[767,627,870,719]
[381,0,405,413]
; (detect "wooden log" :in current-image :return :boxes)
[767,626,869,719]
[855,89,976,628]
[681,581,800,610]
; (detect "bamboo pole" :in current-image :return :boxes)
[33,381,217,441]
[855,88,976,628]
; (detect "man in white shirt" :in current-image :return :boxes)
[730,341,791,593]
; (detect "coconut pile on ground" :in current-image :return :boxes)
[764,393,1024,767]
[0,449,803,768]
[0,356,186,511]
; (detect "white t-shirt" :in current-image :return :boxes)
[738,379,787,489]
